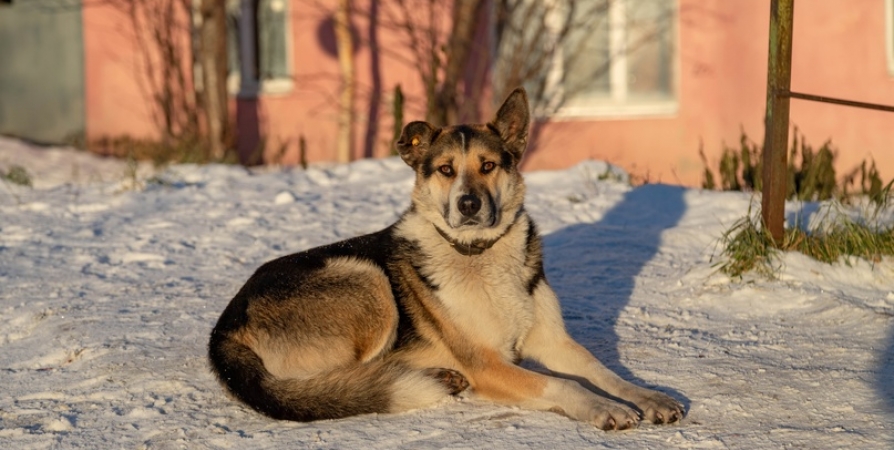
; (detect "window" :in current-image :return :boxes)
[887,0,894,75]
[497,0,676,118]
[226,0,292,96]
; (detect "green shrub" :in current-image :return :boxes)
[700,131,761,192]
[1,165,33,187]
[701,128,888,205]
[715,204,778,278]
[842,160,894,206]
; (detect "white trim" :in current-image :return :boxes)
[543,0,565,112]
[275,0,295,93]
[609,0,627,103]
[550,100,678,120]
[887,0,894,75]
[229,77,295,98]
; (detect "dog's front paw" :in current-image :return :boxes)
[582,399,641,431]
[634,390,685,425]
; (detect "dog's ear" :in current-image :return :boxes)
[396,121,436,168]
[490,87,530,161]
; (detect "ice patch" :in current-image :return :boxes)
[121,252,165,264]
[43,416,75,432]
[274,190,297,204]
[68,203,110,213]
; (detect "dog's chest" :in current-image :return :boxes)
[429,255,535,356]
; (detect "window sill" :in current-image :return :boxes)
[228,76,294,98]
[544,100,679,120]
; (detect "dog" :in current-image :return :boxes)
[208,88,685,430]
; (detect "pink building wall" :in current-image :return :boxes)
[524,0,894,186]
[82,0,894,187]
[83,4,160,140]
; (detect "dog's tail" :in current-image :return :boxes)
[208,330,452,421]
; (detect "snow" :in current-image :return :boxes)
[1,136,893,449]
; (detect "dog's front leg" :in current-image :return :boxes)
[466,349,641,430]
[521,283,685,424]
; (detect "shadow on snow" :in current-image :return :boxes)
[877,326,894,414]
[542,183,691,411]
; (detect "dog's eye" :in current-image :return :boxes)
[481,161,496,174]
[438,165,454,177]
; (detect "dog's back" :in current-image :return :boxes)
[208,229,460,420]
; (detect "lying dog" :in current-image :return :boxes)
[208,88,684,430]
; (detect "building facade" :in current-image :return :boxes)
[2,0,892,186]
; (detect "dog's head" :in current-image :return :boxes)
[396,88,530,243]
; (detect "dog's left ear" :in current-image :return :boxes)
[490,87,530,161]
[396,121,436,168]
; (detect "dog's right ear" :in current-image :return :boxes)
[396,121,436,168]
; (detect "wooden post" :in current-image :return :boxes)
[761,0,794,246]
[199,0,229,161]
[334,0,355,164]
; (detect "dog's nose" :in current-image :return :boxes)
[458,194,482,217]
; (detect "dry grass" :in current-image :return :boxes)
[717,195,894,278]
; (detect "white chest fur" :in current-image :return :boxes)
[424,239,536,359]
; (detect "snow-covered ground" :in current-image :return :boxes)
[1,137,893,449]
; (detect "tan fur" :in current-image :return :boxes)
[241,257,398,379]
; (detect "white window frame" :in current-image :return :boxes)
[548,0,679,119]
[887,0,894,75]
[227,0,294,97]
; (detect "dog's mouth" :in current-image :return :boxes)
[452,212,498,228]
[458,218,480,227]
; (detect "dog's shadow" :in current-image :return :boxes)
[541,183,691,411]
[877,327,894,414]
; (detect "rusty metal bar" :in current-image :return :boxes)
[781,90,894,113]
[761,0,794,246]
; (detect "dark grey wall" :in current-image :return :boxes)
[0,0,85,144]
